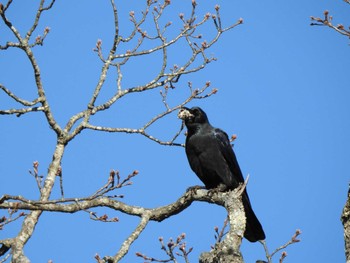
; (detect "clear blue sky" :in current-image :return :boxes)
[1,0,349,262]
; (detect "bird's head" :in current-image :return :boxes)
[178,107,209,127]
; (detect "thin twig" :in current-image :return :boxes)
[261,229,302,263]
[0,84,42,106]
[0,106,44,116]
[311,10,350,38]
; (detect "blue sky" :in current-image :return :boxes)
[1,0,349,262]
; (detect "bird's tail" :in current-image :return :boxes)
[242,191,266,242]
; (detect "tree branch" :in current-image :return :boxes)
[112,213,151,262]
[25,0,56,41]
[63,1,239,145]
[311,9,350,38]
[0,186,247,262]
[0,84,42,106]
[0,106,44,116]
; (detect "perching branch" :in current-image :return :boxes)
[0,186,246,263]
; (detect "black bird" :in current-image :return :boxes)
[178,106,265,242]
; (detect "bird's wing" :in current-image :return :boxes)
[185,127,233,189]
[214,129,266,241]
[185,144,203,181]
[213,128,245,187]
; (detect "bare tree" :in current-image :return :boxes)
[0,0,245,262]
[0,1,301,262]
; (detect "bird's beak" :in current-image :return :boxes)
[178,107,194,120]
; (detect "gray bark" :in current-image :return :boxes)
[341,184,350,263]
[199,189,245,263]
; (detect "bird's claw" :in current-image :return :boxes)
[207,184,228,197]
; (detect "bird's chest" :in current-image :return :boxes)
[185,132,227,188]
[185,133,218,161]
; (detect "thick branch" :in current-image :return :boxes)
[0,188,243,223]
[112,213,151,262]
[0,187,246,262]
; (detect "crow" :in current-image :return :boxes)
[178,106,265,242]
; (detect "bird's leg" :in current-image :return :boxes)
[207,183,228,197]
